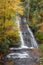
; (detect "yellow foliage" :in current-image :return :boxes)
[0,0,23,41]
[5,0,23,15]
[3,20,13,28]
[17,6,23,15]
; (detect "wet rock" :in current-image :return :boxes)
[4,58,39,65]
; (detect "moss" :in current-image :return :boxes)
[35,32,43,44]
[37,32,43,40]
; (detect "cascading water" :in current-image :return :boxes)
[10,16,38,50]
[26,24,38,48]
[17,17,28,48]
[23,17,38,48]
[18,17,38,49]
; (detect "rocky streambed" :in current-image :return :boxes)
[0,48,40,65]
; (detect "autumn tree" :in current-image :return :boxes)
[0,0,23,52]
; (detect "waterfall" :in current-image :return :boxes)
[17,18,28,48]
[10,17,38,51]
[26,24,38,48]
[17,18,38,48]
[6,17,38,59]
[23,18,38,48]
[17,17,38,49]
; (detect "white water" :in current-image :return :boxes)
[18,17,38,48]
[17,18,28,49]
[7,52,30,58]
[27,24,38,48]
[24,18,38,48]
